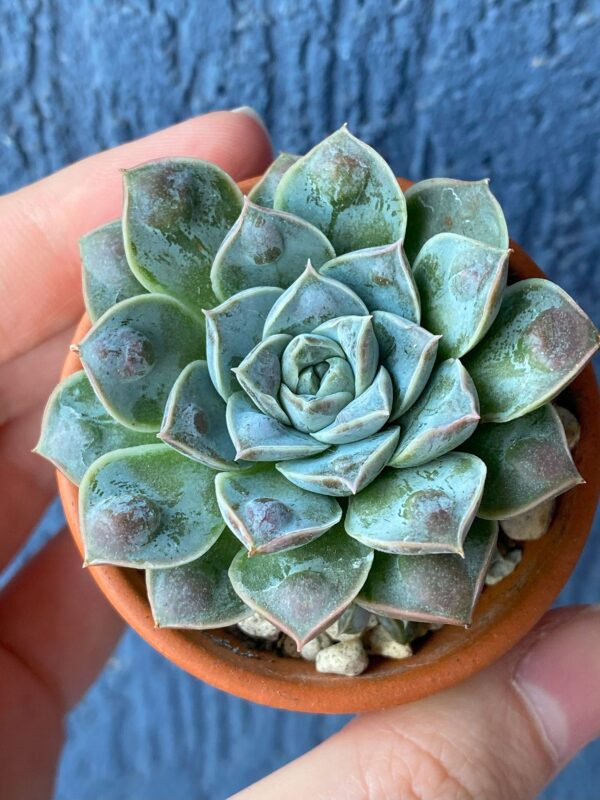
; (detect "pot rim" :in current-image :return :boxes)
[57,176,600,713]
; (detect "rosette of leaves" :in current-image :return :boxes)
[37,127,599,652]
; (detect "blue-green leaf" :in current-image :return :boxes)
[205,286,283,401]
[35,371,156,484]
[159,360,244,470]
[413,233,509,358]
[346,452,487,554]
[372,311,440,420]
[390,359,479,468]
[147,531,250,629]
[313,315,379,395]
[234,334,292,425]
[320,241,420,321]
[277,427,400,497]
[228,524,374,648]
[226,392,329,461]
[465,404,583,519]
[356,518,498,626]
[312,366,393,444]
[79,444,223,568]
[216,467,341,554]
[463,279,599,422]
[123,158,243,312]
[262,262,367,338]
[274,126,406,254]
[247,152,300,208]
[404,178,508,264]
[76,294,204,431]
[211,199,335,300]
[81,220,147,323]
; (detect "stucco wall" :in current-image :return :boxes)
[1,1,598,797]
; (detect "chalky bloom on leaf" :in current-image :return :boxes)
[37,127,599,652]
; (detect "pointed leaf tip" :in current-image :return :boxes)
[274,127,406,254]
[228,525,373,648]
[356,518,497,626]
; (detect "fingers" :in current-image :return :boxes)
[0,393,67,569]
[0,529,123,712]
[0,108,272,364]
[233,606,600,800]
[0,529,123,799]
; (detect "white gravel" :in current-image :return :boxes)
[237,612,280,641]
[363,624,413,659]
[315,638,369,676]
[500,498,556,541]
[554,404,581,450]
[485,547,523,586]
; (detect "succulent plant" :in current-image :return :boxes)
[37,126,599,660]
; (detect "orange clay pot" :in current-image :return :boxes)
[57,176,600,714]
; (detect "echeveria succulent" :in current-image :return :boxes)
[37,126,599,656]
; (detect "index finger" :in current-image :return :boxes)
[0,109,272,363]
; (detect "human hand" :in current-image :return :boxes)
[1,109,598,800]
[236,605,600,799]
[0,108,272,800]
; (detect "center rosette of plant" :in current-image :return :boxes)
[37,127,599,656]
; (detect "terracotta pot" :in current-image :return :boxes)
[57,176,600,714]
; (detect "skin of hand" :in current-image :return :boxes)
[0,109,598,800]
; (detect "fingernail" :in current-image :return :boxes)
[231,106,270,139]
[512,605,600,764]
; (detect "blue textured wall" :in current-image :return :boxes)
[1,1,598,797]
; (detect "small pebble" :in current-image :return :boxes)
[315,638,369,676]
[300,633,333,661]
[500,498,556,541]
[280,635,301,658]
[485,547,523,586]
[363,624,413,659]
[554,405,580,450]
[237,612,280,642]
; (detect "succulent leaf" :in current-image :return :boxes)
[463,279,600,422]
[274,126,407,255]
[228,524,374,648]
[413,233,510,358]
[35,371,156,484]
[281,333,345,390]
[247,152,301,208]
[79,443,224,568]
[277,427,400,497]
[312,366,393,444]
[147,531,250,628]
[314,357,356,397]
[262,262,368,337]
[356,518,498,626]
[279,385,353,433]
[205,286,284,401]
[211,199,335,300]
[77,294,204,431]
[81,220,147,323]
[371,310,440,420]
[465,404,583,519]
[313,315,379,395]
[320,241,420,322]
[215,467,342,554]
[123,159,242,313]
[390,359,480,468]
[158,360,244,470]
[234,334,292,424]
[226,392,329,461]
[346,452,487,554]
[404,178,509,264]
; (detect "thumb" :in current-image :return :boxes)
[233,605,600,800]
